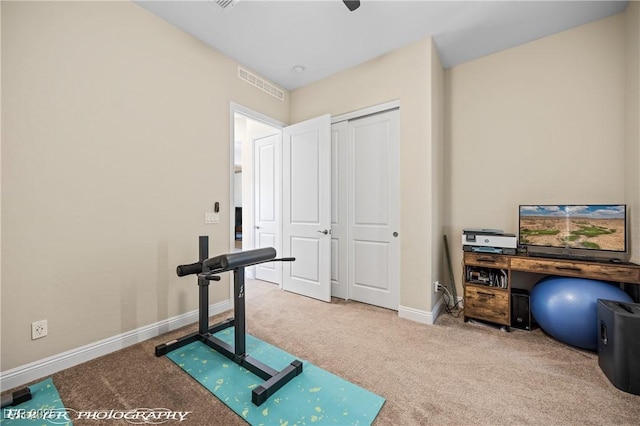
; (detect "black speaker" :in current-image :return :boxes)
[597,299,640,395]
[511,288,534,331]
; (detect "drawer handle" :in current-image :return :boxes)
[476,257,496,263]
[555,266,582,272]
[477,291,495,298]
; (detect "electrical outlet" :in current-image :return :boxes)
[434,281,441,294]
[32,320,47,340]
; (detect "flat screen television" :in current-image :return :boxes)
[518,204,628,262]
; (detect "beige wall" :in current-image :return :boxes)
[625,1,640,264]
[445,14,628,296]
[1,1,288,371]
[290,38,444,314]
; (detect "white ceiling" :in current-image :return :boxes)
[135,0,628,91]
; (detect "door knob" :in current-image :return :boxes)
[393,232,398,237]
[255,225,261,229]
[317,229,329,235]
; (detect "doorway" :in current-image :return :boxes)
[231,104,283,281]
[231,104,331,297]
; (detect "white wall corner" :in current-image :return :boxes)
[399,296,445,325]
[0,299,232,392]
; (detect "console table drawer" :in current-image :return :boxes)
[464,253,509,269]
[464,285,509,325]
[510,258,640,283]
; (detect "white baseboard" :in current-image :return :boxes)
[431,296,445,322]
[0,299,231,392]
[398,301,440,325]
[398,295,464,325]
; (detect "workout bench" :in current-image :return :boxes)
[155,236,301,406]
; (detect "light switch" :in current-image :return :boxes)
[205,213,216,224]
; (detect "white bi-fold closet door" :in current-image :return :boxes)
[331,108,400,310]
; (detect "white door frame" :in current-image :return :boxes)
[331,100,400,125]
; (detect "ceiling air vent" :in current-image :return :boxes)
[238,66,285,101]
[214,0,240,10]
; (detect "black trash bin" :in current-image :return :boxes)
[597,299,640,395]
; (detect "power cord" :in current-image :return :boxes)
[439,284,464,318]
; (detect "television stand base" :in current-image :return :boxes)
[463,251,640,328]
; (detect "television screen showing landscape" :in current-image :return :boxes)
[519,205,626,252]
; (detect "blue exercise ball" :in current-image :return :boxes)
[530,276,633,350]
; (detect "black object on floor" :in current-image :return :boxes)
[0,387,32,408]
[597,299,640,395]
[511,288,535,331]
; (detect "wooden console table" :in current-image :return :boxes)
[462,252,640,329]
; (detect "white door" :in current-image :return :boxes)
[282,115,332,302]
[253,132,281,284]
[330,121,349,299]
[348,109,400,310]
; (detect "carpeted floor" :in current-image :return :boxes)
[5,279,640,425]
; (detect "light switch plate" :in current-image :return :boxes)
[205,213,219,224]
